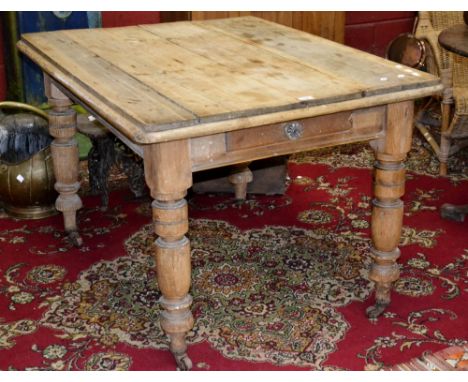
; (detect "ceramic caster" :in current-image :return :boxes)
[174,353,192,371]
[366,302,388,319]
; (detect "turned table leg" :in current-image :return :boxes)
[45,77,83,247]
[144,140,194,370]
[228,163,253,201]
[367,101,414,318]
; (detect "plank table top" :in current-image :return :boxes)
[18,16,441,144]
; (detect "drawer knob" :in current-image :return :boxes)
[283,121,304,140]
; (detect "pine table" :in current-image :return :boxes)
[18,16,442,370]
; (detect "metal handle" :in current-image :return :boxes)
[283,121,304,140]
[0,101,49,120]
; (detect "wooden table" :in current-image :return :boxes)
[18,16,442,370]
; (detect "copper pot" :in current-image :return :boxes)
[386,33,426,69]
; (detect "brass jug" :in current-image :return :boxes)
[0,147,57,219]
[0,104,57,219]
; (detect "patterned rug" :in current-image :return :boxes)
[385,345,468,370]
[0,134,467,370]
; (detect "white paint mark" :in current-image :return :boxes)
[380,77,388,81]
[397,74,405,78]
[395,64,403,69]
[298,95,314,101]
[16,174,25,183]
[88,115,96,122]
[411,72,421,77]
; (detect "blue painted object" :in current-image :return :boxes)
[18,11,101,105]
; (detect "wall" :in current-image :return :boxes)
[345,11,417,56]
[101,11,160,27]
[0,11,417,101]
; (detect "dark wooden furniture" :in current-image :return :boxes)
[18,16,442,369]
[438,24,468,58]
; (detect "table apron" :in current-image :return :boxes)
[58,80,387,174]
[190,105,386,172]
[75,102,387,174]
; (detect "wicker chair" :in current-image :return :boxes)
[414,11,468,175]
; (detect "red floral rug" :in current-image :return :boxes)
[385,345,468,370]
[0,139,467,371]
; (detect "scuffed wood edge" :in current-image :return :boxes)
[144,83,443,143]
[17,39,148,144]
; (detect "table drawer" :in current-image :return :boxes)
[190,105,386,171]
[226,106,385,151]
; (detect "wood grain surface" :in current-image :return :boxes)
[18,16,442,144]
[161,11,345,44]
